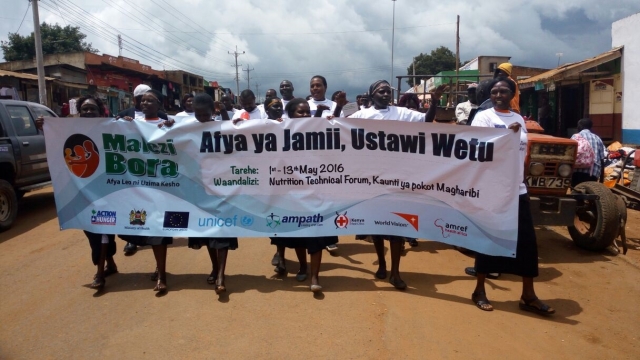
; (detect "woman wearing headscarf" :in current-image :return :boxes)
[36,96,118,290]
[175,94,194,116]
[119,89,173,293]
[469,77,554,315]
[350,80,443,289]
[268,98,339,293]
[264,97,284,121]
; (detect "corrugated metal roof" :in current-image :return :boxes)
[0,69,55,81]
[519,46,623,88]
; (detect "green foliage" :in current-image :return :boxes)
[1,22,98,61]
[406,46,457,86]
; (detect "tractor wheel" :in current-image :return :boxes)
[568,181,619,251]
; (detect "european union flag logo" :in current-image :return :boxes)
[163,211,190,228]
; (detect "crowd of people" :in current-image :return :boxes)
[40,63,570,316]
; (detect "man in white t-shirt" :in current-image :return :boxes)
[232,89,267,120]
[455,83,479,124]
[215,95,236,120]
[256,89,277,113]
[279,80,295,118]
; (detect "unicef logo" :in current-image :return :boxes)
[241,215,254,226]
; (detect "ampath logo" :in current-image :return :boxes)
[434,219,468,238]
[63,134,100,178]
[392,212,419,231]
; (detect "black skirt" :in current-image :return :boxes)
[83,231,116,266]
[475,194,539,277]
[118,235,173,246]
[270,236,338,254]
[188,237,238,250]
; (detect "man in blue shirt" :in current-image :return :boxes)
[571,118,606,186]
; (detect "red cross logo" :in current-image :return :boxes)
[334,212,349,229]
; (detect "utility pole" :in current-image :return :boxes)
[254,83,261,104]
[228,46,244,97]
[455,15,460,106]
[242,64,254,90]
[31,0,46,105]
[390,0,397,91]
[117,34,123,56]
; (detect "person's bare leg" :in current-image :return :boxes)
[275,245,286,274]
[91,244,108,288]
[388,240,406,289]
[309,250,322,286]
[373,237,387,279]
[215,248,229,293]
[295,247,307,273]
[152,245,167,292]
[206,247,218,284]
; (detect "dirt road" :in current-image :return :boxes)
[1,188,639,359]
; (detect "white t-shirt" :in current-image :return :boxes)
[175,111,193,116]
[215,110,236,121]
[281,99,292,118]
[349,106,425,122]
[308,98,337,118]
[231,107,267,120]
[455,101,478,124]
[256,104,265,112]
[472,108,528,195]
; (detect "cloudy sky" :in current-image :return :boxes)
[1,0,639,100]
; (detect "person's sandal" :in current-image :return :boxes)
[274,264,287,275]
[519,297,555,315]
[389,276,407,290]
[471,292,493,311]
[90,277,105,290]
[215,279,226,294]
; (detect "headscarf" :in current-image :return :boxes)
[368,80,390,100]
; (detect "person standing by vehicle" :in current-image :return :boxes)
[571,118,606,186]
[469,77,554,315]
[232,90,267,120]
[455,83,478,124]
[36,95,118,290]
[349,80,444,289]
[494,63,520,114]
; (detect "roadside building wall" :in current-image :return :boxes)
[612,12,640,144]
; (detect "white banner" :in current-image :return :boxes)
[44,116,521,257]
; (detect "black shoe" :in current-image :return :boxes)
[271,252,280,266]
[465,267,500,279]
[123,242,137,256]
[407,238,419,247]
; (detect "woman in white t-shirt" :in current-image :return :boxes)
[308,75,343,118]
[175,94,194,116]
[469,78,555,315]
[119,89,173,293]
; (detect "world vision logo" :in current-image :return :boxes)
[392,212,419,231]
[63,134,100,178]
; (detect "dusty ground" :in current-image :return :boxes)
[1,188,639,359]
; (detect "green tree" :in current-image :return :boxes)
[406,46,457,86]
[1,22,98,61]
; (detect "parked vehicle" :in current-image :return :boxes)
[525,121,619,251]
[0,100,55,231]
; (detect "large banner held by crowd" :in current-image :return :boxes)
[44,116,521,257]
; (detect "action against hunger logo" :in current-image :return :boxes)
[63,134,100,178]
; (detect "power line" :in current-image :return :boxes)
[15,1,31,33]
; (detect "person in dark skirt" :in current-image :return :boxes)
[36,95,119,290]
[469,77,555,315]
[188,93,237,294]
[269,99,339,293]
